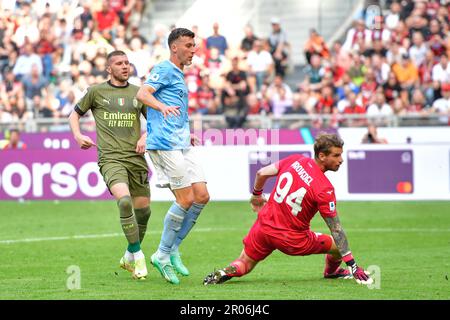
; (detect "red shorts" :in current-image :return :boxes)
[243,219,333,261]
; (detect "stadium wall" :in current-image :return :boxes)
[0,130,449,201]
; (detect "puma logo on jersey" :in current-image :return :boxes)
[102,99,110,104]
[326,190,333,195]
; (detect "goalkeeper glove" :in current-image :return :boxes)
[342,253,373,285]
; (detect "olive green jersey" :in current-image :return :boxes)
[75,81,147,168]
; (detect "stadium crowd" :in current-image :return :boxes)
[0,0,449,131]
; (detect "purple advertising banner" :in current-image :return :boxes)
[347,150,414,193]
[1,129,338,149]
[248,151,312,193]
[0,149,112,200]
[0,132,96,150]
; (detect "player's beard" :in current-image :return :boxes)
[113,70,129,83]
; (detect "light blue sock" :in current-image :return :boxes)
[172,203,205,253]
[157,202,187,259]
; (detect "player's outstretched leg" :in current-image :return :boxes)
[323,250,351,279]
[204,254,257,285]
[118,196,147,280]
[134,206,151,244]
[151,202,187,284]
[171,202,206,276]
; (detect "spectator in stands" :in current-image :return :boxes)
[369,16,391,45]
[2,128,27,150]
[196,74,218,115]
[127,0,146,31]
[36,31,57,80]
[361,124,388,144]
[405,9,430,40]
[109,0,136,27]
[366,91,394,125]
[360,68,379,107]
[385,1,402,30]
[362,39,388,58]
[336,85,353,113]
[22,64,47,114]
[54,79,76,118]
[407,88,429,114]
[0,67,24,114]
[95,0,119,39]
[304,54,326,91]
[315,85,335,115]
[427,20,446,59]
[12,43,43,80]
[206,22,228,57]
[13,15,40,47]
[342,91,366,127]
[347,53,366,87]
[192,24,207,64]
[343,19,371,53]
[304,28,330,64]
[266,74,293,117]
[419,49,436,105]
[206,46,227,91]
[392,53,419,90]
[241,24,258,54]
[268,17,289,77]
[0,33,18,74]
[335,72,360,100]
[128,36,152,79]
[246,39,274,93]
[332,40,352,74]
[409,31,428,68]
[383,71,403,103]
[80,1,94,31]
[222,57,250,124]
[432,54,450,99]
[431,83,450,125]
[386,39,408,66]
[371,54,390,85]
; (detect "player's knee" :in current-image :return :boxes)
[195,191,210,205]
[117,196,133,216]
[135,206,151,224]
[177,195,194,209]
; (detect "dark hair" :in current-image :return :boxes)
[314,133,344,159]
[9,128,20,135]
[168,28,195,48]
[106,50,127,64]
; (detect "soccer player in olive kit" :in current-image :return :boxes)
[136,28,210,285]
[204,133,373,285]
[69,50,151,280]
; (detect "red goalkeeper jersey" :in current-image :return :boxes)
[258,154,337,238]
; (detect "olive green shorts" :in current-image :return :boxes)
[99,161,150,198]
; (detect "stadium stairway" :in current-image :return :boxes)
[140,0,364,87]
[141,0,363,64]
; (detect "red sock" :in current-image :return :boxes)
[226,259,249,277]
[324,254,342,275]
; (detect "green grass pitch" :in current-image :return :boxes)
[0,200,449,300]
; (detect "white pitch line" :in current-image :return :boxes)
[0,227,241,245]
[0,227,449,245]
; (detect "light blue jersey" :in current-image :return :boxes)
[144,60,190,150]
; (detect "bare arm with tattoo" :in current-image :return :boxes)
[324,215,351,257]
[324,214,373,284]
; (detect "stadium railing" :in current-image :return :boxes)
[0,113,448,133]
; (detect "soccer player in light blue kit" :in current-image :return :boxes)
[136,28,210,284]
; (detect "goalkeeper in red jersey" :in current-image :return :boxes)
[204,133,372,285]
